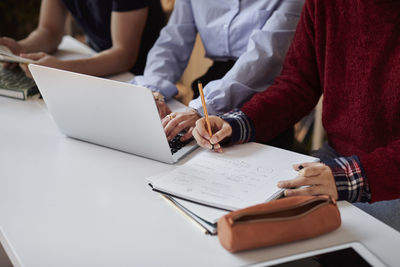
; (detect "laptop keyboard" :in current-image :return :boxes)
[169,131,193,154]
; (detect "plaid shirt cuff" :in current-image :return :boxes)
[322,156,371,202]
[219,109,255,144]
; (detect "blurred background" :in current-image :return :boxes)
[0,0,41,39]
[0,0,175,42]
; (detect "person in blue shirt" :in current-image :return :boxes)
[132,0,304,143]
[0,0,164,76]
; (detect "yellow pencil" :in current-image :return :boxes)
[197,81,212,137]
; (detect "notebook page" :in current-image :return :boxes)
[151,143,317,211]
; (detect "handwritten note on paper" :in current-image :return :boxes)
[151,143,317,211]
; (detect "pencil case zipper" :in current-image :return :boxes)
[228,196,336,225]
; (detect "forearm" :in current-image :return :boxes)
[55,47,136,77]
[189,79,266,115]
[19,27,63,54]
[18,0,67,54]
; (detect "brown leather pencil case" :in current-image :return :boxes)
[217,195,341,253]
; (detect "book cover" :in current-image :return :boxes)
[0,66,38,100]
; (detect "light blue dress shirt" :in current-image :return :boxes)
[132,0,304,115]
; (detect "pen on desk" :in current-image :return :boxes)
[197,81,213,138]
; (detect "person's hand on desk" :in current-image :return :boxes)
[0,37,23,69]
[192,116,231,153]
[19,52,63,78]
[277,163,339,200]
[162,109,201,142]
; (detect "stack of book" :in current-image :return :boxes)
[0,66,38,100]
[0,45,37,100]
[148,143,317,235]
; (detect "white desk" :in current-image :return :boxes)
[1,97,400,266]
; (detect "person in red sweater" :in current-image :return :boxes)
[192,0,400,231]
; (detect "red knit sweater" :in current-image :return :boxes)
[241,0,400,202]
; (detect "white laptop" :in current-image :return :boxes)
[29,64,198,164]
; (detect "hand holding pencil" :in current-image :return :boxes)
[192,81,232,152]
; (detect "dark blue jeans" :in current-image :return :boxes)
[312,143,400,232]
